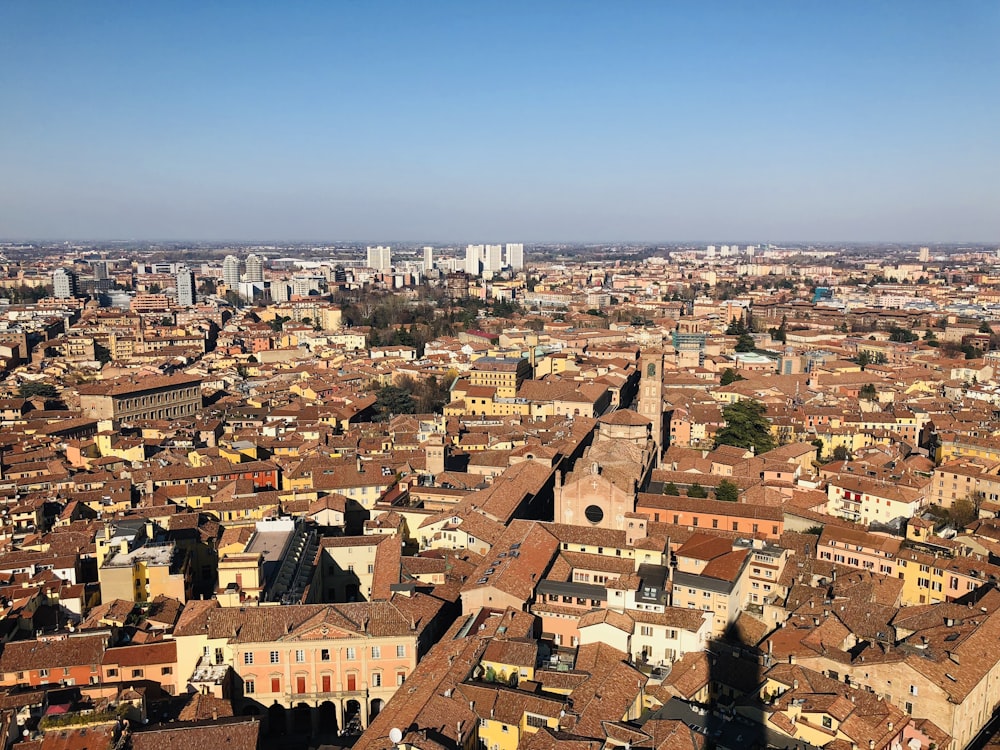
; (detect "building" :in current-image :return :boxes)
[173,596,445,734]
[99,532,191,604]
[505,243,524,270]
[423,246,433,271]
[483,244,503,274]
[638,348,665,464]
[223,255,242,288]
[52,267,79,298]
[245,253,264,283]
[176,266,196,306]
[78,373,203,423]
[465,244,483,276]
[366,245,392,272]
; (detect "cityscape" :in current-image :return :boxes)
[2,3,999,750]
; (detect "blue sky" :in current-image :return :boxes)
[1,2,997,242]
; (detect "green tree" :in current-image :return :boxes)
[888,327,918,343]
[663,482,680,496]
[714,399,776,455]
[949,495,979,528]
[375,385,417,417]
[94,342,112,364]
[832,445,851,462]
[198,278,217,296]
[734,333,756,352]
[715,480,739,503]
[18,382,57,399]
[769,315,788,344]
[859,383,877,401]
[687,483,707,499]
[720,368,744,386]
[811,438,825,460]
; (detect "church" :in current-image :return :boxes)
[553,351,666,531]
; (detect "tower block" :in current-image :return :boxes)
[637,348,665,466]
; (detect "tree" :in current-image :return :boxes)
[94,342,112,364]
[888,327,918,343]
[949,496,978,528]
[715,480,739,503]
[18,382,57,399]
[734,333,756,353]
[720,368,744,386]
[811,438,825,460]
[663,482,680,496]
[198,278,217,296]
[832,445,851,462]
[769,315,788,344]
[859,383,877,401]
[147,283,162,294]
[375,385,417,418]
[687,483,707,499]
[714,399,776,455]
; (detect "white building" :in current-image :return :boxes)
[222,255,241,288]
[175,267,196,306]
[52,268,78,299]
[366,245,392,271]
[423,246,434,271]
[505,243,524,271]
[483,244,503,274]
[465,244,483,276]
[245,253,264,283]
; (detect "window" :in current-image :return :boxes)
[346,647,356,660]
[640,626,653,636]
[372,672,382,687]
[271,677,281,693]
[479,718,487,728]
[526,715,547,728]
[270,651,280,664]
[107,668,119,678]
[372,646,381,658]
[397,671,406,686]
[161,667,172,675]
[321,649,330,661]
[245,679,255,694]
[397,645,406,658]
[131,669,144,678]
[295,649,305,663]
[368,564,374,574]
[244,652,254,665]
[909,685,918,696]
[905,701,913,714]
[40,669,49,678]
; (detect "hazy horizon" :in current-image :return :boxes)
[2,2,998,242]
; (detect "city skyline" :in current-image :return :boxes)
[1,2,998,242]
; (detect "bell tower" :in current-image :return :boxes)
[638,348,665,466]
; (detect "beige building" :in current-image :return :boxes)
[79,372,202,423]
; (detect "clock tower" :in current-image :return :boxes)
[638,348,665,466]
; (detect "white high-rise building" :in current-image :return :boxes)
[176,267,196,306]
[245,253,264,283]
[222,255,241,288]
[483,244,503,274]
[366,245,392,271]
[465,244,483,275]
[423,246,434,271]
[52,268,78,299]
[505,243,524,270]
[919,246,930,263]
